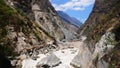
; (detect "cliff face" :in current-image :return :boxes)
[1,0,60,57]
[0,0,79,67]
[0,0,61,67]
[8,0,77,41]
[78,0,120,67]
[78,0,120,44]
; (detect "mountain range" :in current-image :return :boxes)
[57,11,82,28]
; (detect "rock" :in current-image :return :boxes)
[11,60,17,67]
[93,32,115,60]
[70,55,81,68]
[36,54,61,68]
[11,0,77,42]
[16,60,22,68]
[97,60,108,68]
[18,54,27,60]
[16,36,26,52]
[70,46,92,68]
[70,32,116,68]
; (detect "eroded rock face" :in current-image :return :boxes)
[2,0,78,67]
[71,32,116,68]
[1,0,64,67]
[93,32,115,60]
[78,0,120,45]
[9,0,77,42]
[76,0,120,67]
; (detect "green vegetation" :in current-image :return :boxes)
[0,43,15,56]
[0,0,56,56]
[33,28,42,41]
[109,64,115,68]
[34,22,56,41]
[112,23,120,41]
[103,1,120,23]
[84,0,120,45]
[0,0,14,27]
[0,0,27,56]
[94,35,101,43]
[0,0,14,41]
[105,38,117,46]
[103,24,120,68]
[0,0,15,56]
[83,1,120,67]
[103,46,120,68]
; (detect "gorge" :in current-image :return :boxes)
[0,0,120,68]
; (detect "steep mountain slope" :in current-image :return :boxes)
[8,0,77,41]
[57,11,82,28]
[0,0,81,67]
[78,0,120,44]
[0,0,59,67]
[78,0,120,67]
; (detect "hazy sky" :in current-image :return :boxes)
[50,0,95,23]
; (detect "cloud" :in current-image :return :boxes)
[51,0,95,11]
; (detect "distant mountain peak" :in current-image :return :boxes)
[57,11,82,28]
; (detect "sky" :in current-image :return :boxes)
[50,0,95,23]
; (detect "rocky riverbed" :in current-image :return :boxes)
[21,32,116,68]
[22,45,79,68]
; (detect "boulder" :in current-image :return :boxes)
[36,54,61,68]
[11,60,17,67]
[70,48,92,68]
[70,53,81,68]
